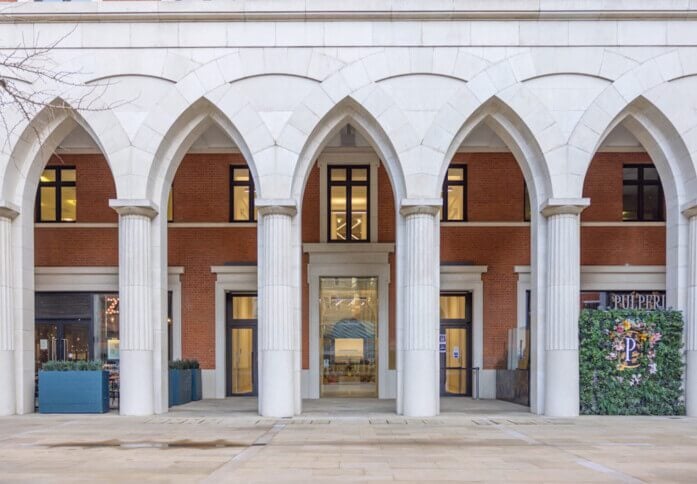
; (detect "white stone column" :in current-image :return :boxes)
[541,199,589,417]
[257,202,297,418]
[400,202,440,417]
[0,204,19,416]
[110,200,158,416]
[683,203,697,417]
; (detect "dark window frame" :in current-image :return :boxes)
[441,165,467,222]
[327,164,371,243]
[523,182,531,222]
[622,164,664,222]
[36,165,77,223]
[229,166,256,223]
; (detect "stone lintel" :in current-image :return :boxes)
[540,198,590,217]
[109,199,158,219]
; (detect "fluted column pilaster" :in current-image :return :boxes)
[257,202,297,418]
[0,204,18,416]
[111,200,157,416]
[542,199,589,417]
[683,203,697,416]
[400,202,440,417]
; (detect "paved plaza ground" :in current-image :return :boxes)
[1,398,696,483]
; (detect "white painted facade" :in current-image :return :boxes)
[1,0,697,418]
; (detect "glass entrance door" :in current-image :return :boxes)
[320,277,378,398]
[35,321,91,370]
[226,294,258,396]
[439,294,473,396]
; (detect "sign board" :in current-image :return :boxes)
[453,346,460,359]
[439,334,446,353]
[107,338,120,360]
[39,339,48,351]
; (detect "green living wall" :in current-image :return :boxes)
[579,309,684,415]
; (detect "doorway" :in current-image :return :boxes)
[319,277,378,397]
[225,294,258,396]
[439,293,473,396]
[35,320,92,368]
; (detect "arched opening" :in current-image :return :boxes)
[292,99,407,412]
[149,100,262,414]
[435,99,553,415]
[3,108,122,415]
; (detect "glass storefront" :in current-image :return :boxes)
[320,277,378,397]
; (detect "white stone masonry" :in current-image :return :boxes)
[542,199,589,418]
[0,205,18,416]
[110,201,158,416]
[400,203,440,417]
[258,204,297,418]
[684,203,697,417]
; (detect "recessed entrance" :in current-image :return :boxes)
[319,277,378,398]
[439,293,473,396]
[225,294,257,396]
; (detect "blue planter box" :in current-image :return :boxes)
[169,369,192,407]
[191,369,202,401]
[38,370,109,414]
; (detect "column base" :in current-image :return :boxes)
[545,349,579,417]
[120,350,154,416]
[260,350,295,418]
[402,349,438,417]
[0,350,15,416]
[686,350,697,417]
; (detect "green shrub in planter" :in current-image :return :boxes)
[579,309,684,415]
[168,359,192,406]
[39,360,108,414]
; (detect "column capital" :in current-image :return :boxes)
[682,200,697,218]
[0,200,19,220]
[400,198,442,217]
[256,199,297,217]
[540,198,590,217]
[109,199,158,218]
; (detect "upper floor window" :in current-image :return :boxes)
[523,182,531,222]
[230,167,256,222]
[622,164,664,221]
[441,165,467,222]
[167,187,173,222]
[328,166,369,242]
[36,166,76,222]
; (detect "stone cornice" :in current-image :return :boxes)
[400,198,442,217]
[109,199,158,219]
[540,198,590,217]
[0,201,19,220]
[682,200,697,218]
[256,199,297,217]
[3,1,697,23]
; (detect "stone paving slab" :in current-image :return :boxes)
[0,399,696,482]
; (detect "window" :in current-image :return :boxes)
[328,166,369,241]
[441,165,467,221]
[622,164,664,221]
[167,187,173,222]
[230,167,256,222]
[523,182,531,222]
[36,166,76,222]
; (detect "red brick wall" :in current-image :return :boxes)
[34,151,666,373]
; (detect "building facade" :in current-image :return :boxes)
[0,0,696,419]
